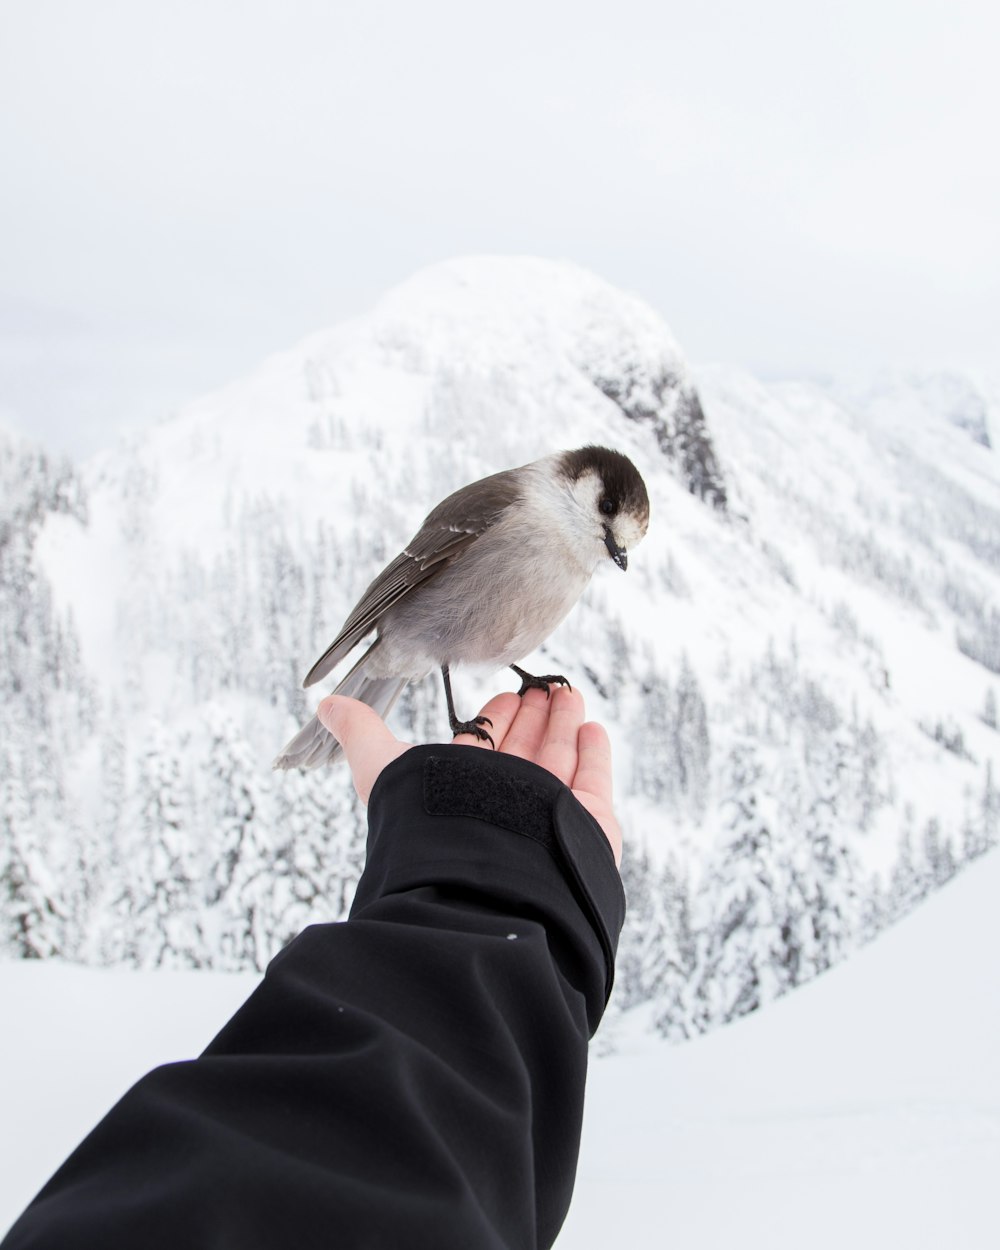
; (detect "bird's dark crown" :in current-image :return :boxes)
[560,445,650,523]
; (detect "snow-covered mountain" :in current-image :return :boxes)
[2,256,998,1038]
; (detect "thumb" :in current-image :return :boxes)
[317,695,410,804]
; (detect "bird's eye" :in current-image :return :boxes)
[599,497,616,516]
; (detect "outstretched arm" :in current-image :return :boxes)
[3,688,624,1250]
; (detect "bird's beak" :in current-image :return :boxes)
[603,525,628,571]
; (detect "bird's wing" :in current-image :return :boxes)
[302,466,522,688]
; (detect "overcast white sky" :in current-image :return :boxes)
[1,0,997,457]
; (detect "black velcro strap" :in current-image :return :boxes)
[423,755,557,853]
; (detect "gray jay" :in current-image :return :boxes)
[273,444,649,769]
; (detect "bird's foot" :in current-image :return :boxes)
[510,664,572,698]
[450,714,495,749]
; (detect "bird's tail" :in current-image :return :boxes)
[272,644,409,771]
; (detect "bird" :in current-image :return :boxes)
[273,444,650,769]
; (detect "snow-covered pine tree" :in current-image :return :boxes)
[690,740,798,1029]
[857,871,890,945]
[649,859,698,1041]
[842,709,890,833]
[962,761,1000,862]
[922,817,957,889]
[131,722,208,968]
[203,709,274,971]
[616,844,671,1009]
[631,661,671,802]
[887,815,929,921]
[982,761,1000,852]
[269,768,366,948]
[0,745,64,958]
[0,439,89,959]
[793,733,864,980]
[256,506,308,715]
[670,653,710,820]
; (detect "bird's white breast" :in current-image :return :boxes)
[374,457,602,675]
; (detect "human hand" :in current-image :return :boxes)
[316,685,622,866]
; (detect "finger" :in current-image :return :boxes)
[317,695,409,804]
[535,685,586,787]
[496,685,557,761]
[572,721,615,809]
[572,722,622,865]
[452,692,522,749]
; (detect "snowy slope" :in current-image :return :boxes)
[559,843,1000,1249]
[2,846,997,1246]
[698,364,1000,852]
[3,255,999,1038]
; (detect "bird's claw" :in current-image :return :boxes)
[451,715,495,750]
[510,665,572,699]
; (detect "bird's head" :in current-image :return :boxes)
[558,445,649,572]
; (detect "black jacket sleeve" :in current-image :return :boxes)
[2,745,626,1250]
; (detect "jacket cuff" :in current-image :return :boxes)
[351,744,626,1031]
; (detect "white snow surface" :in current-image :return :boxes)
[2,845,997,1247]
